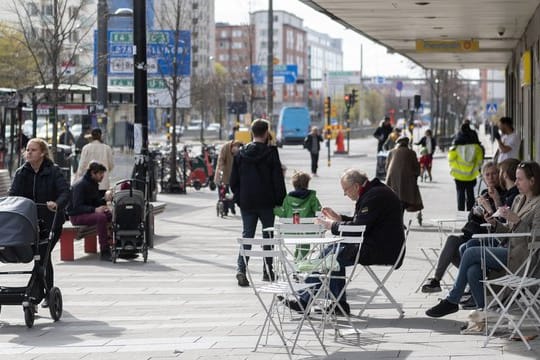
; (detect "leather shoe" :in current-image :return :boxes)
[283,299,306,313]
[236,272,250,287]
[426,299,459,318]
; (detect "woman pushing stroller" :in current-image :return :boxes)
[9,138,70,308]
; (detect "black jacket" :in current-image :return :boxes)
[303,133,323,154]
[230,141,286,210]
[9,159,70,232]
[67,172,106,216]
[330,178,405,268]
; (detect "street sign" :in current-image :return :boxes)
[416,39,480,53]
[250,64,298,85]
[327,71,361,85]
[372,76,386,85]
[486,103,498,114]
[396,80,403,91]
[94,30,191,77]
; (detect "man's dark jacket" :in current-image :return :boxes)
[330,178,405,268]
[67,172,106,216]
[230,142,286,210]
[9,159,70,232]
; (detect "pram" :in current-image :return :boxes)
[0,196,63,328]
[216,182,234,218]
[111,179,149,263]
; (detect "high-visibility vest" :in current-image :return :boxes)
[448,143,483,181]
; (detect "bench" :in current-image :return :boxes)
[60,201,167,261]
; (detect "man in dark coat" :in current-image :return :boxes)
[68,161,113,260]
[230,119,286,287]
[303,126,323,176]
[283,168,405,315]
[373,116,393,152]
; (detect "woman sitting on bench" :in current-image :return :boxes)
[68,162,113,261]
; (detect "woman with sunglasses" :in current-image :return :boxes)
[426,161,540,318]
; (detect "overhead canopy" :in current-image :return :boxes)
[300,0,540,69]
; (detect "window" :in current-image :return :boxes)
[42,3,53,16]
[232,30,242,37]
[274,15,278,22]
[68,6,78,18]
[69,29,79,43]
[192,2,199,10]
[218,54,229,61]
[28,2,38,16]
[232,42,242,49]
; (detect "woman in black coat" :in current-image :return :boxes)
[9,138,70,307]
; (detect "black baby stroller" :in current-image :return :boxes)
[0,196,63,328]
[216,182,234,218]
[111,179,148,263]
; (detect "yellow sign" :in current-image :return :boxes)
[331,105,337,118]
[273,57,279,65]
[416,39,479,52]
[520,50,531,87]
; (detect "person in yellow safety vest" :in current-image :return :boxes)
[448,123,484,211]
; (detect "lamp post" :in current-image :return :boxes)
[97,0,108,122]
[266,0,273,121]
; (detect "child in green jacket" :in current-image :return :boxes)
[274,171,322,258]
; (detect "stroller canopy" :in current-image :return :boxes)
[0,196,38,247]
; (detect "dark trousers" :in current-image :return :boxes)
[310,152,319,174]
[236,207,275,274]
[39,229,61,295]
[454,179,477,211]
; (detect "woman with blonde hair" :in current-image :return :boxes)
[9,138,70,307]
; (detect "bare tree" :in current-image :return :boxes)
[10,0,94,156]
[151,0,192,191]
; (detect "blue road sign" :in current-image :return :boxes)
[486,103,498,114]
[396,80,403,91]
[94,30,191,77]
[250,64,298,85]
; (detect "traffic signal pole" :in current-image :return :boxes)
[325,96,331,167]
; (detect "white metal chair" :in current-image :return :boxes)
[274,222,326,262]
[237,237,327,358]
[475,231,540,350]
[276,217,318,224]
[356,219,411,318]
[415,212,469,293]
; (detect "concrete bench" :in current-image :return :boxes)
[60,201,166,261]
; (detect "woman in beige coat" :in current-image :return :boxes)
[385,136,423,213]
[426,161,540,317]
[76,128,114,193]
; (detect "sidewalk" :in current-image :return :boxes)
[0,136,537,359]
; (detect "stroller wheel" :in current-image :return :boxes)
[48,287,63,321]
[193,181,202,190]
[209,181,217,191]
[24,306,35,328]
[217,202,225,217]
[143,245,148,263]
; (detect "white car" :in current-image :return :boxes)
[187,119,203,131]
[206,123,220,132]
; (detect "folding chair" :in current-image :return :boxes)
[416,212,469,293]
[356,220,411,318]
[237,237,328,358]
[476,231,540,350]
[274,222,326,262]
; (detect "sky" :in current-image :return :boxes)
[214,0,423,78]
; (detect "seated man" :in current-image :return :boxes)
[283,168,405,315]
[68,161,113,261]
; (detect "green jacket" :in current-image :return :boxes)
[273,189,321,218]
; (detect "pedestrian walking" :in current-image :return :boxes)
[230,119,286,287]
[373,116,393,153]
[215,140,243,215]
[385,136,423,215]
[76,128,114,196]
[303,126,323,176]
[415,129,437,181]
[494,116,520,162]
[449,123,484,211]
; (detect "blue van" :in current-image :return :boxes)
[276,106,311,146]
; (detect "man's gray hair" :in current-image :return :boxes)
[341,168,368,185]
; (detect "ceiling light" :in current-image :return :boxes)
[424,16,436,19]
[433,26,443,30]
[415,2,430,5]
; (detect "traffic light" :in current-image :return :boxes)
[324,97,331,117]
[344,94,350,108]
[350,89,358,106]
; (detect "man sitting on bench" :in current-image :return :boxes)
[68,161,113,261]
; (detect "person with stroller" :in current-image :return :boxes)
[214,140,243,216]
[68,161,114,261]
[76,128,114,197]
[373,116,393,153]
[9,138,70,308]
